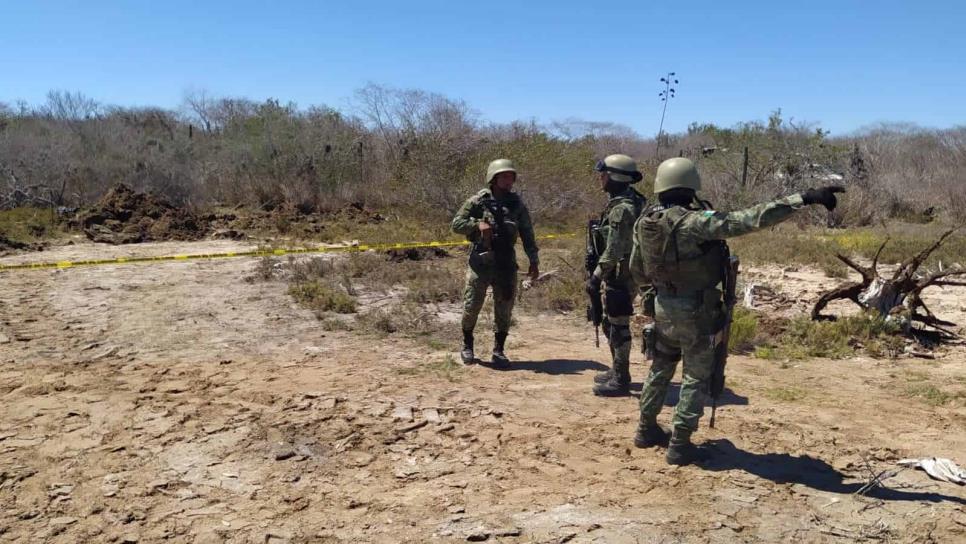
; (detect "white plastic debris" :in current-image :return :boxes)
[897,457,966,485]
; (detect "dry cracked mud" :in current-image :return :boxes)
[1,240,964,543]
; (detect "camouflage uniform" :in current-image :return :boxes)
[452,188,539,334]
[630,194,805,438]
[591,186,640,393]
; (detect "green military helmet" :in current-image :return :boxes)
[654,157,701,194]
[486,158,517,184]
[596,154,643,183]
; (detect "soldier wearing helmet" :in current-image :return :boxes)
[451,159,539,368]
[587,154,647,397]
[630,157,844,465]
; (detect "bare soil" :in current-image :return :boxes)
[0,241,964,543]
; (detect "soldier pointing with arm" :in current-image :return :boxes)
[629,157,843,465]
[452,159,539,368]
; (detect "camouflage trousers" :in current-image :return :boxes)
[639,291,724,436]
[460,264,517,333]
[601,280,635,372]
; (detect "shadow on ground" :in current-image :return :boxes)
[628,383,750,408]
[488,359,609,375]
[701,439,966,505]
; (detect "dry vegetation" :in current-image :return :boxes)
[2,88,965,230]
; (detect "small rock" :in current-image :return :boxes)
[422,408,441,424]
[48,484,74,497]
[494,527,522,537]
[0,333,10,344]
[120,535,139,543]
[447,505,466,514]
[49,517,78,526]
[347,452,374,467]
[265,529,293,542]
[465,528,490,542]
[392,405,414,421]
[274,447,296,461]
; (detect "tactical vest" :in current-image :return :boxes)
[639,205,727,294]
[592,189,646,259]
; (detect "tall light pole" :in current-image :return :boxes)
[655,72,678,158]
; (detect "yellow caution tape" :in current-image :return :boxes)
[0,232,576,272]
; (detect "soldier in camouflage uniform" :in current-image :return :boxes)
[629,157,843,465]
[587,154,645,396]
[452,159,540,368]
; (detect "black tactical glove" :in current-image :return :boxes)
[801,186,846,211]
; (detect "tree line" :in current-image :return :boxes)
[1,86,964,225]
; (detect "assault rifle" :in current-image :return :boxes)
[584,219,602,347]
[478,196,515,277]
[709,250,739,429]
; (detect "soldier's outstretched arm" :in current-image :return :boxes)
[689,193,806,240]
[594,205,635,279]
[518,202,539,266]
[451,194,482,236]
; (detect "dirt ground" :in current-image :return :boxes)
[1,239,964,544]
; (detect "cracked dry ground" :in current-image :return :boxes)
[0,241,964,543]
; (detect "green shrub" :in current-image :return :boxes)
[288,280,357,313]
[763,313,900,360]
[729,306,759,353]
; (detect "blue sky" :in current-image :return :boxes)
[2,0,964,135]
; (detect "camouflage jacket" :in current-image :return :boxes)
[451,187,539,266]
[593,187,639,282]
[630,193,805,290]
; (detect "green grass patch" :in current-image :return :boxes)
[397,355,464,381]
[288,280,357,313]
[766,387,807,402]
[0,207,65,243]
[904,384,955,407]
[757,313,900,360]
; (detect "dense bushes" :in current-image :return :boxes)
[1,89,963,226]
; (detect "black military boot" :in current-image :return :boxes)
[460,329,475,365]
[593,325,631,396]
[593,342,617,383]
[666,430,708,466]
[592,364,630,396]
[491,331,510,368]
[633,420,670,448]
[593,368,615,384]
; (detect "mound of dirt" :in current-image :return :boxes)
[385,246,450,262]
[74,184,207,244]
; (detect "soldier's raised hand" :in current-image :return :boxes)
[801,186,846,211]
